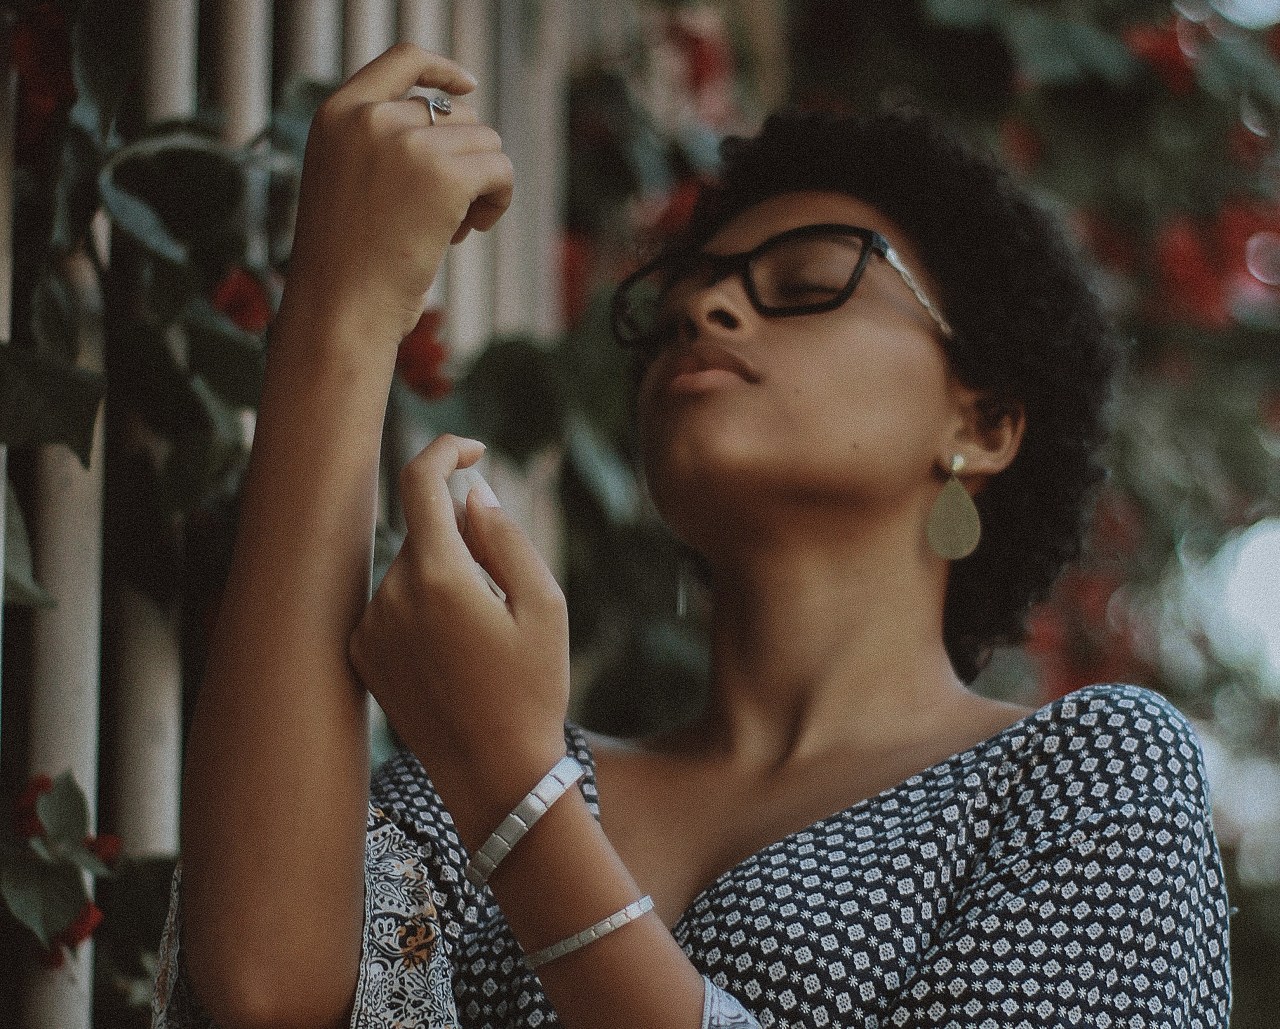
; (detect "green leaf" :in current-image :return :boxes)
[36,772,89,848]
[1,850,88,949]
[4,481,54,608]
[94,857,176,977]
[50,122,106,256]
[924,0,1005,29]
[0,345,105,465]
[1003,9,1138,86]
[565,412,640,525]
[457,337,565,466]
[68,845,112,879]
[98,172,188,264]
[99,132,249,271]
[271,78,338,160]
[154,376,247,514]
[30,271,79,363]
[182,299,267,408]
[70,0,144,146]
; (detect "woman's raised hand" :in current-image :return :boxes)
[347,435,573,847]
[282,44,514,348]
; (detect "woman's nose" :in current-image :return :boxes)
[678,275,747,343]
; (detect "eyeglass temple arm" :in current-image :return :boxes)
[882,247,954,338]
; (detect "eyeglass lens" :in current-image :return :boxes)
[616,231,872,347]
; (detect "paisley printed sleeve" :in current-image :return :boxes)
[150,804,461,1029]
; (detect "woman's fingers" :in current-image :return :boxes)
[335,42,476,110]
[463,495,565,623]
[451,149,515,233]
[383,93,480,129]
[398,435,488,563]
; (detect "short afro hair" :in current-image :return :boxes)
[649,107,1123,682]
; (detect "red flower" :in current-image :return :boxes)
[655,178,704,237]
[211,267,274,334]
[42,901,105,966]
[61,901,103,947]
[10,3,76,166]
[14,774,53,839]
[560,231,595,330]
[1064,569,1122,629]
[1024,607,1066,657]
[1122,18,1197,96]
[396,310,452,401]
[1091,489,1143,557]
[667,19,733,95]
[1228,123,1271,168]
[1261,391,1280,433]
[84,833,123,867]
[664,9,736,127]
[998,118,1043,174]
[1152,216,1230,329]
[1072,211,1138,276]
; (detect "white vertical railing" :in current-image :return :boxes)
[107,0,198,881]
[146,0,198,122]
[483,0,570,577]
[346,0,398,74]
[283,0,343,85]
[492,0,567,339]
[24,239,107,1029]
[399,0,451,314]
[447,0,497,360]
[0,69,15,748]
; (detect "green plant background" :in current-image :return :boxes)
[2,0,1279,1023]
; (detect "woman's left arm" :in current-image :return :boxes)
[348,437,752,1029]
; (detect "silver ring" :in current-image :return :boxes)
[424,94,452,126]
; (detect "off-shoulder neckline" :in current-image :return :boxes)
[567,682,1143,932]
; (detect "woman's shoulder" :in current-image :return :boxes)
[1007,681,1212,812]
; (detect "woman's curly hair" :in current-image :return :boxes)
[648,107,1123,682]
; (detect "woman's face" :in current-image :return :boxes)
[636,189,963,553]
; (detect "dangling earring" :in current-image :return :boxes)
[926,454,981,560]
[676,563,691,618]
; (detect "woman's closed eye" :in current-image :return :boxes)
[763,263,849,303]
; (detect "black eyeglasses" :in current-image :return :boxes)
[610,223,952,354]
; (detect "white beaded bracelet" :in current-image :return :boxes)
[464,755,586,888]
[524,895,655,970]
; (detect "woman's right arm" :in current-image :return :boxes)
[176,45,512,1029]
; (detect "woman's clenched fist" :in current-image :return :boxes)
[281,44,514,350]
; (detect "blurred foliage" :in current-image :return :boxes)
[4,0,1280,1023]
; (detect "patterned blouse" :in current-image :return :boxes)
[153,682,1231,1027]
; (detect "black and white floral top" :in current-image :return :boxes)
[153,682,1232,1027]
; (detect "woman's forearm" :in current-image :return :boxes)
[179,300,399,1029]
[483,793,709,1028]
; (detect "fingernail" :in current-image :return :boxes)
[470,479,500,508]
[461,69,479,87]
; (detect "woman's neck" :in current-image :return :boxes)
[689,515,971,771]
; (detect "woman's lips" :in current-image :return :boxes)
[665,366,748,394]
[659,342,758,396]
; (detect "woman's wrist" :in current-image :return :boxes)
[426,736,573,855]
[272,277,412,367]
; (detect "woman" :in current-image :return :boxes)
[154,45,1231,1029]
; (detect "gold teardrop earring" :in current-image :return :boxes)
[926,454,981,560]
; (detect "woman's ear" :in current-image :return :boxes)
[945,385,1026,479]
